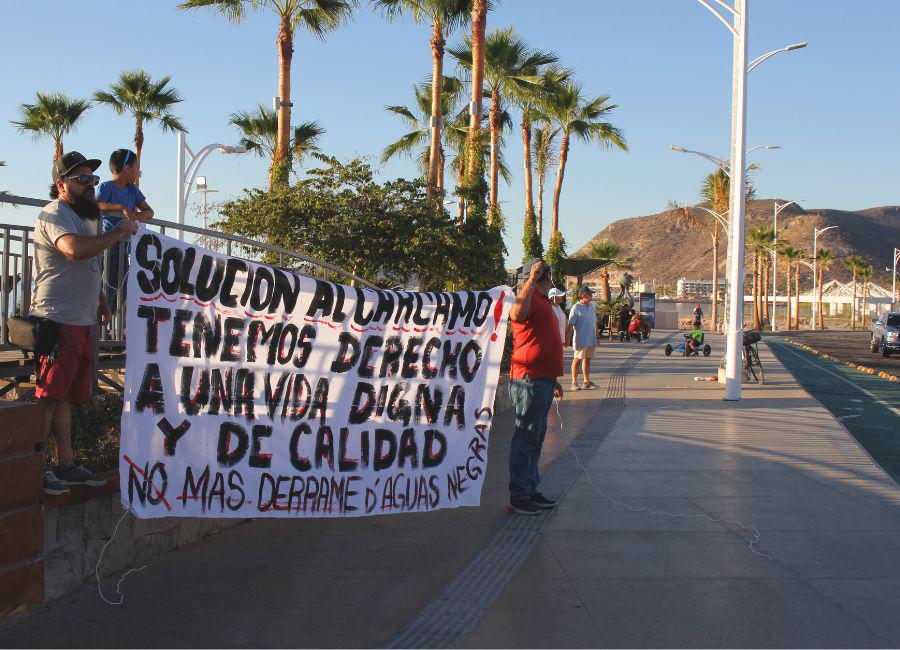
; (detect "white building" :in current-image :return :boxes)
[676,277,726,298]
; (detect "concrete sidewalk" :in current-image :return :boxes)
[464,335,900,648]
[1,334,898,648]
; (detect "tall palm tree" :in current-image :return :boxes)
[793,250,805,330]
[539,82,627,236]
[859,264,873,328]
[815,248,835,330]
[230,104,325,188]
[780,244,803,330]
[589,240,634,304]
[747,226,773,329]
[381,76,465,181]
[464,0,488,181]
[449,27,557,211]
[179,0,354,187]
[11,92,91,166]
[532,124,558,239]
[94,70,185,184]
[844,255,867,330]
[371,0,470,200]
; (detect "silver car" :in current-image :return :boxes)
[870,311,900,357]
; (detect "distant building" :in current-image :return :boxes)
[676,277,725,298]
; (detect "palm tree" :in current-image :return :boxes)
[464,0,488,181]
[539,81,627,236]
[230,104,325,188]
[179,0,354,187]
[793,250,805,330]
[371,0,470,200]
[449,27,557,211]
[859,264,873,328]
[815,248,835,330]
[11,92,91,166]
[844,255,867,330]
[382,77,466,179]
[532,124,559,240]
[94,70,185,184]
[780,244,803,330]
[588,240,634,304]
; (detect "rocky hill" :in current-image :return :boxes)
[573,200,900,289]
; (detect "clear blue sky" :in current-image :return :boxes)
[2,0,898,266]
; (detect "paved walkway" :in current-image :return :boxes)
[2,334,899,648]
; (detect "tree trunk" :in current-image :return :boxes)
[489,88,500,209]
[600,268,611,304]
[785,261,792,330]
[851,271,858,329]
[763,260,770,326]
[752,252,760,329]
[465,0,487,181]
[456,158,465,224]
[522,111,535,225]
[551,131,569,236]
[794,263,800,330]
[427,20,445,201]
[274,18,293,188]
[53,138,63,167]
[133,117,144,187]
[710,226,719,331]
[536,164,544,238]
[817,268,825,330]
[436,147,445,193]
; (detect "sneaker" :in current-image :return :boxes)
[43,468,70,496]
[584,382,599,389]
[508,499,543,516]
[55,462,106,487]
[570,384,582,391]
[529,492,557,509]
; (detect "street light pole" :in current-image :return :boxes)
[811,225,838,330]
[770,199,799,331]
[890,247,900,306]
[176,132,246,240]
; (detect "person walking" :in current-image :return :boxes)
[33,151,139,494]
[507,259,563,516]
[568,286,598,390]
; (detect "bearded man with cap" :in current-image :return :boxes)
[32,151,139,495]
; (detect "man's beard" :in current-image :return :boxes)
[71,191,100,221]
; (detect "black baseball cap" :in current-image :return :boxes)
[52,151,101,182]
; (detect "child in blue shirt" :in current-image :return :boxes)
[96,149,154,315]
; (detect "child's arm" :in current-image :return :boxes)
[96,201,136,221]
[134,200,154,222]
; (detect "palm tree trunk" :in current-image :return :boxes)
[133,117,144,187]
[53,137,63,167]
[465,0,487,181]
[551,131,570,236]
[817,268,825,330]
[489,89,500,209]
[274,17,293,188]
[522,112,535,224]
[427,20,445,201]
[763,260,770,325]
[785,262,792,330]
[851,271,858,329]
[752,252,760,329]
[456,158,465,224]
[437,147,445,193]
[536,166,544,238]
[710,227,719,330]
[794,264,800,330]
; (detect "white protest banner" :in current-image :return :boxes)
[119,230,512,518]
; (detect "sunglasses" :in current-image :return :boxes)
[65,173,100,187]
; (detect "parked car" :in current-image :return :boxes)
[870,312,900,357]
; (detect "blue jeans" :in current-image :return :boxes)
[508,377,556,501]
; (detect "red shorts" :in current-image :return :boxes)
[35,324,93,404]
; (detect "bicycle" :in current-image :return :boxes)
[742,330,765,384]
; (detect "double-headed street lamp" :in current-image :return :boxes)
[688,0,806,401]
[176,132,247,240]
[812,225,838,329]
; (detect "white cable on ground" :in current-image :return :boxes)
[553,399,773,560]
[95,507,147,606]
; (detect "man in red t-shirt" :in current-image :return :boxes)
[507,259,564,515]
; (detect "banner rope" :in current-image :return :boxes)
[553,398,773,559]
[95,507,148,606]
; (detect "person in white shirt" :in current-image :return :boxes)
[567,286,599,390]
[547,288,567,344]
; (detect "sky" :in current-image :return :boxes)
[1,0,898,268]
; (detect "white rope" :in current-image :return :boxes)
[553,399,773,559]
[95,507,148,606]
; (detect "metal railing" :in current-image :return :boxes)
[0,193,376,386]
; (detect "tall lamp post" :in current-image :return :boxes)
[890,247,900,306]
[176,132,246,240]
[812,225,838,330]
[688,0,806,401]
[770,199,800,331]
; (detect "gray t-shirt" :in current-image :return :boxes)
[30,201,102,326]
